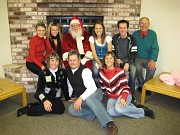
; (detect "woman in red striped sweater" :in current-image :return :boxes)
[99,51,155,119]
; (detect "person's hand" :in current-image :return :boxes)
[41,66,45,70]
[74,97,83,111]
[123,63,129,72]
[148,60,156,70]
[119,98,127,107]
[98,63,103,69]
[43,100,52,112]
[117,59,123,65]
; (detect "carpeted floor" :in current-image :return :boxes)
[0,91,180,135]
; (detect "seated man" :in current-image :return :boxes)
[132,17,159,96]
[66,50,118,135]
[62,16,93,69]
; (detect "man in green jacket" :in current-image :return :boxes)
[133,17,159,96]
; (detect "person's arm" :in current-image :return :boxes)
[62,34,70,61]
[150,31,159,62]
[106,36,112,51]
[29,38,44,68]
[129,36,137,64]
[80,68,97,100]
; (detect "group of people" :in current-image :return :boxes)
[17,16,159,135]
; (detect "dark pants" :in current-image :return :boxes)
[26,61,46,75]
[27,98,65,116]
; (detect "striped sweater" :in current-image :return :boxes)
[99,67,131,100]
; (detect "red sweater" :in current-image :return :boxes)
[26,35,45,68]
[99,67,131,100]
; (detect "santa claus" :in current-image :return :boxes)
[62,16,93,69]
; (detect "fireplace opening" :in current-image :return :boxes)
[47,16,104,35]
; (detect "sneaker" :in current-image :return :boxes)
[107,124,118,135]
[143,107,155,119]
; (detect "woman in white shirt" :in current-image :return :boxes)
[89,21,112,84]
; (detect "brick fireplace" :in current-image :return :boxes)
[4,0,141,92]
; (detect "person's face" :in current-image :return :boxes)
[37,26,46,38]
[119,23,128,37]
[68,54,81,69]
[139,18,150,31]
[50,26,59,37]
[105,54,114,69]
[94,24,103,37]
[49,57,59,70]
[71,23,81,33]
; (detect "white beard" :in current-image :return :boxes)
[69,28,83,39]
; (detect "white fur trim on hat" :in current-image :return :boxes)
[70,19,80,25]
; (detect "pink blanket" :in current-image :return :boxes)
[159,71,180,86]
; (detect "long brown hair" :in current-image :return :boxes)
[92,21,106,44]
[102,51,119,68]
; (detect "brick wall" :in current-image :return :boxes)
[5,0,141,92]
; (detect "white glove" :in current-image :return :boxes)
[81,58,87,65]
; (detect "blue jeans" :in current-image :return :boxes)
[107,94,144,118]
[68,89,113,128]
[92,59,102,83]
[128,63,137,94]
[135,58,156,87]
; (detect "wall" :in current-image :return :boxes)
[0,0,12,78]
[141,0,180,74]
[1,0,180,78]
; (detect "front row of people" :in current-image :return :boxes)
[17,51,155,135]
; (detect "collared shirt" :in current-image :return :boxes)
[140,30,148,38]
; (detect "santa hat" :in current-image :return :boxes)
[70,16,85,34]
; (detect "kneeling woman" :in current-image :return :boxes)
[99,51,155,119]
[17,52,70,116]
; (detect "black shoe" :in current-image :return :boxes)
[17,106,29,117]
[132,102,145,108]
[138,87,142,92]
[143,107,155,119]
[146,91,151,96]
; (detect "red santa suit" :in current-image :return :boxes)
[62,16,93,69]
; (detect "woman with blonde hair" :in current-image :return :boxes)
[45,22,63,63]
